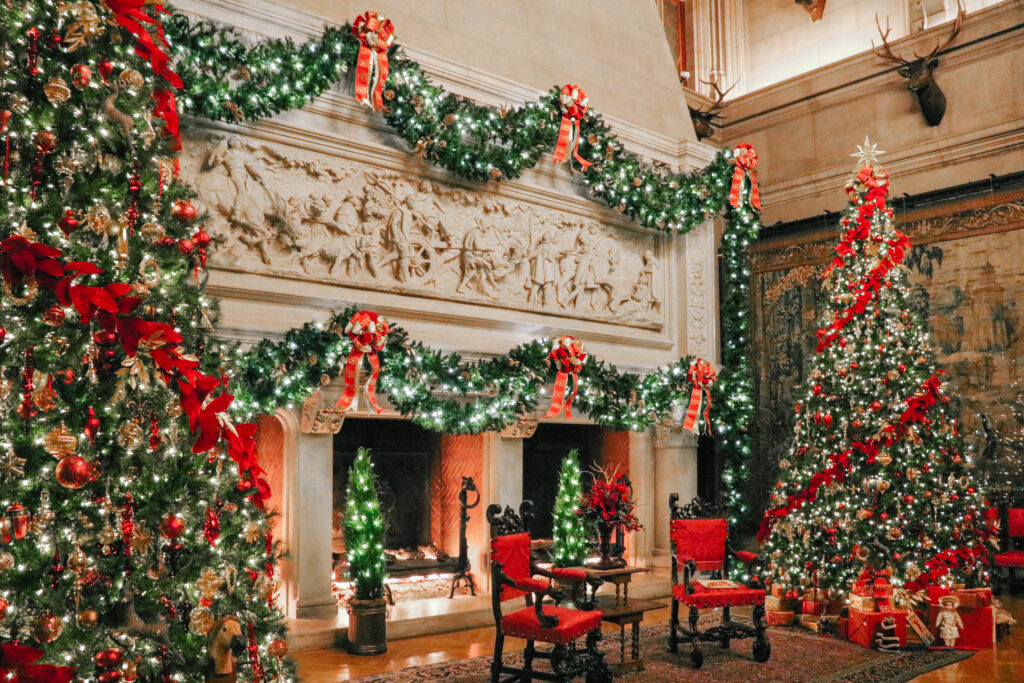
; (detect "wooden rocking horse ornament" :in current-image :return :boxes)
[206,616,243,683]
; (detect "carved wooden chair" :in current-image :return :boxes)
[487,501,612,683]
[668,494,770,669]
[993,504,1024,594]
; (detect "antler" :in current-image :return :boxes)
[872,14,909,65]
[916,0,965,61]
[695,78,737,116]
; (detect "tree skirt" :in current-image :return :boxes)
[350,622,972,682]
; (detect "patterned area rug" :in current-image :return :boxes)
[351,622,973,682]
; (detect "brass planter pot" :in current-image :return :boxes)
[346,598,388,655]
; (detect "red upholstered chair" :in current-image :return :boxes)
[668,494,770,669]
[487,502,611,683]
[994,505,1024,594]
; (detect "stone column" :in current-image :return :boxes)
[652,422,698,567]
[629,430,656,567]
[477,420,532,591]
[280,402,342,620]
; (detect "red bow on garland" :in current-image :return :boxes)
[336,310,390,414]
[545,335,587,419]
[729,143,762,211]
[683,358,716,434]
[0,643,76,683]
[552,85,592,169]
[352,11,396,111]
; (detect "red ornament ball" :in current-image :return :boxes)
[880,512,888,520]
[903,495,914,504]
[870,400,883,413]
[0,597,7,621]
[97,59,114,81]
[176,238,194,255]
[94,647,124,669]
[93,331,118,347]
[70,64,91,87]
[158,514,186,540]
[851,419,863,428]
[57,209,79,238]
[171,200,198,222]
[897,363,906,372]
[43,304,66,326]
[812,384,823,396]
[0,326,5,342]
[56,455,99,489]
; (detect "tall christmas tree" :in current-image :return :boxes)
[343,448,387,600]
[551,450,589,568]
[758,141,995,598]
[0,2,288,680]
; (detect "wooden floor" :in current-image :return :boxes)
[294,595,1024,682]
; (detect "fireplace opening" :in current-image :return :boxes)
[522,424,600,539]
[333,418,457,578]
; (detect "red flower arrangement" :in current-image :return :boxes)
[579,469,642,533]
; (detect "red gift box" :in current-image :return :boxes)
[925,587,995,649]
[847,607,907,649]
[839,616,849,639]
[802,600,825,616]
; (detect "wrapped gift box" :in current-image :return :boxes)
[839,616,849,639]
[802,600,825,616]
[924,587,995,649]
[849,594,875,612]
[766,610,795,626]
[848,607,907,649]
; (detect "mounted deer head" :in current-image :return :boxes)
[688,79,737,141]
[872,0,965,126]
[796,0,827,22]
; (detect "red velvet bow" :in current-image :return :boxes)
[336,310,390,414]
[545,335,587,418]
[552,85,591,169]
[352,12,395,111]
[729,143,762,210]
[104,1,183,89]
[683,358,716,434]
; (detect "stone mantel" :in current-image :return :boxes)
[175,0,722,375]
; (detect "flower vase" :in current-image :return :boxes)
[592,521,626,569]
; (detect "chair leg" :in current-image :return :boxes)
[721,606,731,649]
[752,603,771,663]
[689,605,703,669]
[523,640,535,681]
[490,632,504,683]
[669,597,679,653]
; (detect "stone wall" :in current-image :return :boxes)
[722,1,1024,224]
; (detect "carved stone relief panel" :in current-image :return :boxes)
[180,134,667,330]
[684,219,717,360]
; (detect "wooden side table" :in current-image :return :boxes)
[593,595,664,674]
[584,566,651,606]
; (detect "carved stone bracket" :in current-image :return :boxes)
[299,390,346,434]
[653,420,697,449]
[499,417,539,439]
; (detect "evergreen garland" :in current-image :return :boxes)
[343,448,388,601]
[551,451,591,567]
[167,10,760,522]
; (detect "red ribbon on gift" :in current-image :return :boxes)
[683,358,716,433]
[104,1,183,89]
[729,143,762,211]
[352,12,396,111]
[552,85,592,170]
[545,335,587,418]
[336,310,390,414]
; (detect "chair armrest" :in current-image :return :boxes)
[493,566,561,628]
[547,567,588,583]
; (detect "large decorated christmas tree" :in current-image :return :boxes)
[0,2,288,680]
[758,142,995,598]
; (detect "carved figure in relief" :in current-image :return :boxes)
[619,250,660,312]
[563,225,618,310]
[402,180,454,245]
[201,136,298,264]
[296,190,360,237]
[527,228,562,306]
[456,218,501,294]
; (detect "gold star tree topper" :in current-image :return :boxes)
[851,136,885,168]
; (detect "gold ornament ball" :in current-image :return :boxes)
[189,606,215,636]
[32,613,63,642]
[118,69,145,91]
[140,222,166,243]
[0,552,14,573]
[888,527,903,540]
[105,219,124,238]
[44,77,72,104]
[77,609,99,629]
[68,547,90,573]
